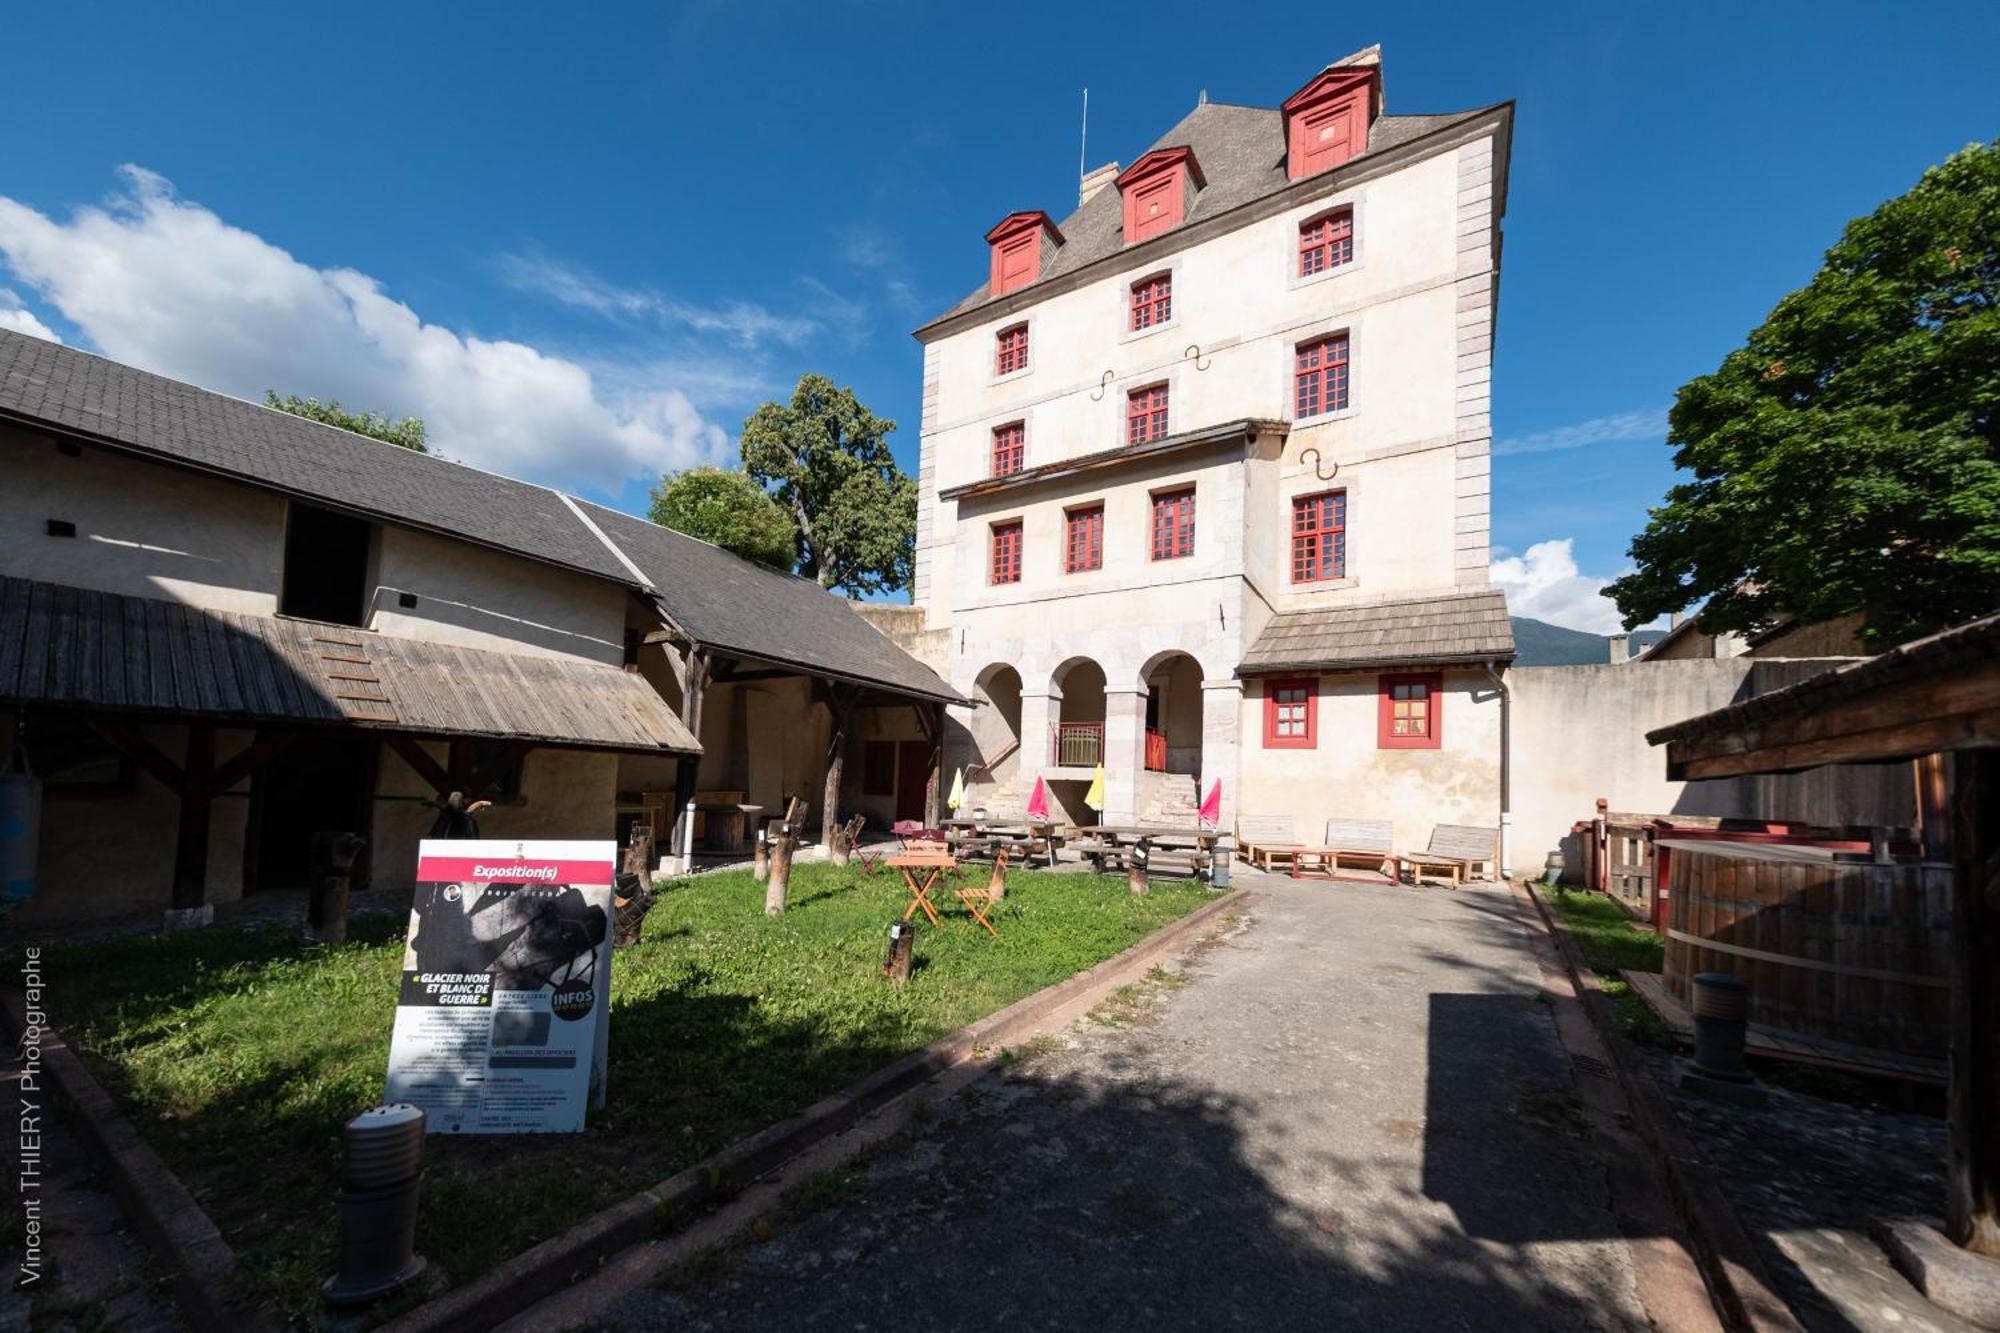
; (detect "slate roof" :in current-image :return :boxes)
[925,100,1491,329]
[0,328,959,704]
[0,575,699,753]
[579,503,962,704]
[1241,589,1515,674]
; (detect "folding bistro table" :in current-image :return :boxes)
[887,849,956,926]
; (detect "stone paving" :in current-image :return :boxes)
[593,873,1651,1332]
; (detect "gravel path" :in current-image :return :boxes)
[594,876,1649,1331]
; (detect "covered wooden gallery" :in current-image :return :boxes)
[1648,610,2000,1259]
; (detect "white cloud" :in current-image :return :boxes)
[0,288,60,342]
[497,249,819,349]
[1491,538,1640,635]
[0,167,729,488]
[1495,406,1667,457]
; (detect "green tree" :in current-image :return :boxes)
[1609,140,2000,646]
[739,374,916,596]
[266,391,428,452]
[647,465,797,570]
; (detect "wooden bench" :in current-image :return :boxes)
[1290,818,1400,882]
[1235,816,1304,871]
[1405,824,1500,887]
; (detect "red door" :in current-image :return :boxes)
[894,740,931,824]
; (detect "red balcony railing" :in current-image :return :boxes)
[1051,721,1104,767]
[1144,729,1168,772]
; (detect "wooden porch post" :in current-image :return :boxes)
[821,684,858,860]
[923,701,943,828]
[668,650,710,873]
[1948,747,2000,1257]
[168,724,216,930]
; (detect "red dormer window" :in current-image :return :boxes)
[985,211,1063,298]
[1281,65,1380,180]
[995,324,1028,376]
[1131,273,1172,330]
[1116,148,1205,246]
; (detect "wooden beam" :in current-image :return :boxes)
[210,729,303,793]
[82,718,183,792]
[1948,747,2000,1257]
[464,741,533,804]
[711,667,802,685]
[820,683,858,852]
[171,724,215,912]
[386,736,452,794]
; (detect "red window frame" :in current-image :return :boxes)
[995,324,1029,376]
[862,740,896,796]
[1263,677,1317,749]
[1150,487,1195,561]
[1299,210,1355,277]
[1291,489,1347,583]
[1127,382,1169,445]
[989,521,1023,585]
[1063,504,1104,574]
[1295,334,1351,420]
[991,421,1024,477]
[1130,273,1172,331]
[1378,672,1443,750]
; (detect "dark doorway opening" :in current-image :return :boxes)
[894,739,929,824]
[281,503,372,626]
[247,737,375,893]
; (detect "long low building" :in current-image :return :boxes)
[0,327,960,930]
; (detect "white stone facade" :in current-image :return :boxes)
[913,59,1512,849]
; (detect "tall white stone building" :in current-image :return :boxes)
[911,47,1518,857]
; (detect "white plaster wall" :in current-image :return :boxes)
[2,425,285,613]
[368,524,627,664]
[1234,668,1503,851]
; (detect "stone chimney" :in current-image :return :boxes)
[1608,633,1630,664]
[1670,610,1685,630]
[1080,161,1121,208]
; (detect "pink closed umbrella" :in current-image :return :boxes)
[1197,779,1222,829]
[1025,775,1051,821]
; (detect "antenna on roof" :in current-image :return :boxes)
[1079,87,1089,187]
[1198,88,1208,105]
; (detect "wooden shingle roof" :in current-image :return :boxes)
[0,576,699,754]
[1241,589,1515,674]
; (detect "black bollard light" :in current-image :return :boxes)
[324,1104,428,1307]
[1689,972,1752,1082]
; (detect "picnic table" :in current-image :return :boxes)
[887,849,956,926]
[942,817,1061,868]
[1070,825,1221,879]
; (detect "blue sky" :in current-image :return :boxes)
[2,2,1994,630]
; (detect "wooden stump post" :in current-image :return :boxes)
[307,831,367,946]
[1127,843,1150,896]
[753,829,770,882]
[623,826,656,882]
[764,798,802,916]
[1948,747,2000,1257]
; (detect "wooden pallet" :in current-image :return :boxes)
[1621,969,1947,1088]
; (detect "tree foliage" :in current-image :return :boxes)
[265,391,428,452]
[739,374,916,596]
[646,465,797,570]
[1609,140,2000,646]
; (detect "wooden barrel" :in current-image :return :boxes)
[1660,840,1951,1059]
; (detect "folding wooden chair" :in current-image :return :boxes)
[843,814,884,874]
[954,846,1006,938]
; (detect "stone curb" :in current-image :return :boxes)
[0,988,277,1333]
[379,886,1254,1333]
[1523,882,1805,1333]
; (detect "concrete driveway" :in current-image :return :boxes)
[593,874,1652,1331]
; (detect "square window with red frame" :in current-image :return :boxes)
[1378,673,1442,749]
[1295,335,1351,419]
[989,521,1023,585]
[1064,504,1104,573]
[995,324,1029,376]
[1263,677,1317,749]
[1150,487,1195,561]
[1131,273,1173,331]
[1291,489,1346,583]
[1299,210,1355,277]
[1127,382,1169,444]
[992,421,1024,477]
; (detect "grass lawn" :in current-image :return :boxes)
[1545,886,1671,1047]
[30,863,1210,1323]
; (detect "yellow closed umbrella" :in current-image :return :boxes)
[946,767,966,812]
[1083,764,1105,813]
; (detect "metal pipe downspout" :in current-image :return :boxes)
[1483,660,1512,878]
